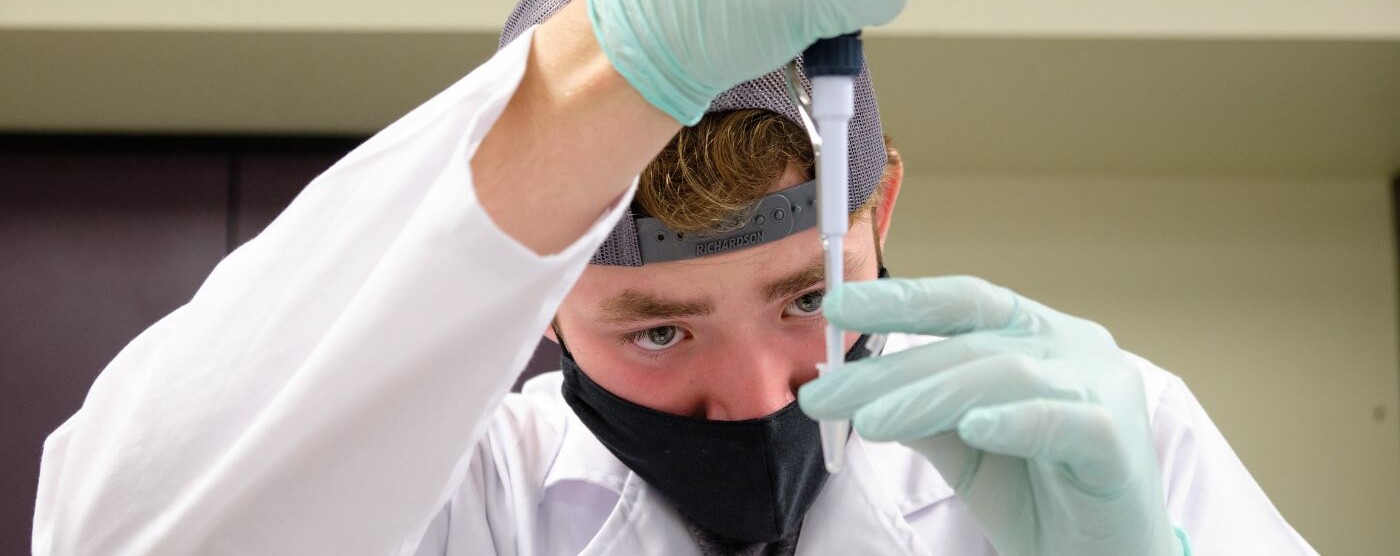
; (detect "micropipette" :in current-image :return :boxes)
[786,33,864,474]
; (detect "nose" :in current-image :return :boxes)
[700,337,808,421]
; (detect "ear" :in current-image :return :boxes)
[874,145,904,248]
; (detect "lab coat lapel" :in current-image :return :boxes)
[795,435,936,556]
[576,472,703,556]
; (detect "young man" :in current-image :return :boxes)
[34,0,1315,554]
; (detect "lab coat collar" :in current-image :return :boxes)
[549,428,953,555]
[547,430,950,556]
[540,390,632,495]
[577,472,704,556]
[794,434,941,555]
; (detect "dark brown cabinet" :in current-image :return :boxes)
[0,136,559,553]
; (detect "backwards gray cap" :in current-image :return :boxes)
[499,0,886,266]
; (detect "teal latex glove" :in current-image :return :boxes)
[799,276,1186,556]
[587,0,905,125]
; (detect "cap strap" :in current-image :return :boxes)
[633,179,819,264]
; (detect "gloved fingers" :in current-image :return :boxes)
[957,399,1131,496]
[799,334,1028,420]
[824,276,1033,337]
[849,354,1088,442]
[902,432,981,491]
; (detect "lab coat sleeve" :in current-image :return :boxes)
[32,25,631,556]
[1139,357,1320,555]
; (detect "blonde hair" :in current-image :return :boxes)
[637,109,896,236]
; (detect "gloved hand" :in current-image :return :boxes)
[587,0,905,125]
[799,276,1190,556]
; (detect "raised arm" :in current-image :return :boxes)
[33,2,904,554]
[473,1,676,255]
[32,19,630,553]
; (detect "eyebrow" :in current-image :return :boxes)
[599,290,716,325]
[597,251,869,325]
[761,251,865,303]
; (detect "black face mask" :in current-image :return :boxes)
[559,331,884,544]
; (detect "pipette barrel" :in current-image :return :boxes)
[806,33,863,474]
[811,78,855,473]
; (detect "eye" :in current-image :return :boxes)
[627,325,685,351]
[784,291,824,317]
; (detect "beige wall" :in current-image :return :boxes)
[3,0,1398,38]
[885,171,1400,554]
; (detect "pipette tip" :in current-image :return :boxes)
[815,362,849,473]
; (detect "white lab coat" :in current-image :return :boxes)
[32,26,1317,556]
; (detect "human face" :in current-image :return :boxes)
[555,168,883,421]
